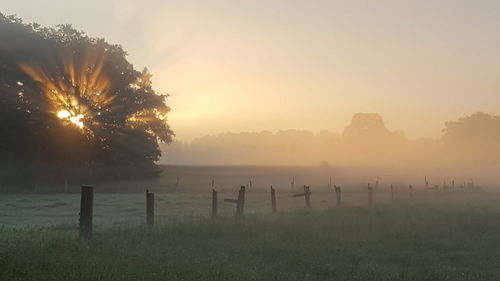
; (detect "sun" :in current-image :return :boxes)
[57,109,84,129]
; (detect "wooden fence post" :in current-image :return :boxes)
[292,185,311,208]
[146,190,155,226]
[390,184,394,203]
[334,185,341,206]
[224,186,245,216]
[212,189,218,219]
[236,186,246,216]
[409,184,413,200]
[270,186,277,213]
[368,183,373,204]
[79,186,94,238]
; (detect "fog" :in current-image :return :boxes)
[161,112,500,185]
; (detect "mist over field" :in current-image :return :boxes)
[162,112,500,184]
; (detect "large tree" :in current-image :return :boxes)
[443,112,500,145]
[0,14,173,183]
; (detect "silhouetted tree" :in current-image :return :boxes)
[343,113,388,140]
[0,14,173,183]
[342,113,405,144]
[443,112,500,145]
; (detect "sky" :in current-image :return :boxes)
[2,0,500,141]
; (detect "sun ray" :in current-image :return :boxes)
[18,47,115,133]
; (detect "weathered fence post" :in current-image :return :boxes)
[270,186,277,213]
[409,184,413,200]
[236,186,246,215]
[390,184,394,203]
[146,190,155,226]
[368,183,373,204]
[292,185,311,208]
[79,186,94,238]
[212,189,218,219]
[224,186,246,216]
[334,185,341,206]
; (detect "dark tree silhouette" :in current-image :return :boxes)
[0,14,173,183]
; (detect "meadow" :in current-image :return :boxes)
[0,165,412,227]
[0,165,499,280]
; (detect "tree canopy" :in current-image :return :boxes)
[0,14,173,183]
[443,112,500,145]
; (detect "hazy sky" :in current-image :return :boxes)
[2,0,500,141]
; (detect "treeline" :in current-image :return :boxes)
[162,112,500,181]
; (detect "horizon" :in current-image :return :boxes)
[167,110,493,143]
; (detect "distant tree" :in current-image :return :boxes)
[0,14,173,183]
[342,113,404,143]
[443,112,500,146]
[343,113,388,140]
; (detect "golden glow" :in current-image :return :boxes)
[18,47,116,134]
[57,110,71,119]
[18,48,168,137]
[56,110,84,129]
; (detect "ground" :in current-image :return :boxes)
[0,165,498,280]
[1,193,500,281]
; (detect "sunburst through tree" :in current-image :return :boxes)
[0,14,173,183]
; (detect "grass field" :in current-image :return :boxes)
[1,192,500,280]
[0,165,481,227]
[1,166,498,280]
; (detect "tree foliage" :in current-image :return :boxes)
[443,112,500,145]
[0,14,173,183]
